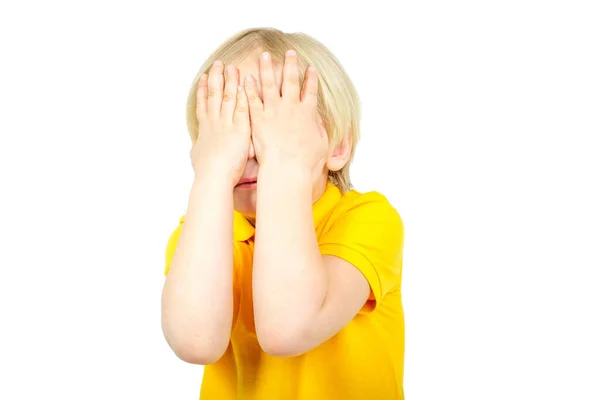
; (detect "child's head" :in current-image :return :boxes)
[186,28,361,216]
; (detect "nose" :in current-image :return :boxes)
[248,139,256,160]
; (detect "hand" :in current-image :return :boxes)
[190,61,251,186]
[244,50,328,179]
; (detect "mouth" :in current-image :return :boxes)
[235,177,258,189]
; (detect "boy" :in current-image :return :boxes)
[161,27,405,399]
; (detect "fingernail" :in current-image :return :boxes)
[262,52,270,60]
[213,60,223,67]
[245,75,252,83]
[308,66,317,73]
[227,65,235,73]
[286,49,296,57]
[200,73,207,81]
[238,84,244,92]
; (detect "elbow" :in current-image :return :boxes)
[257,335,299,358]
[161,303,231,365]
[256,323,308,358]
[170,339,229,365]
[162,321,230,365]
[175,344,226,365]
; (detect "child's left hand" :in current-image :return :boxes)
[244,50,328,179]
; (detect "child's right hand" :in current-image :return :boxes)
[190,60,251,187]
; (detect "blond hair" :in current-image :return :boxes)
[185,27,361,191]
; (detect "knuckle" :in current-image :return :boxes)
[207,89,218,97]
[262,81,275,90]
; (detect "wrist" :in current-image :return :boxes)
[258,158,312,186]
[193,171,236,191]
[193,153,242,188]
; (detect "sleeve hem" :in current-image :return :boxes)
[320,243,383,312]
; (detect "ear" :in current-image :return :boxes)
[326,133,352,172]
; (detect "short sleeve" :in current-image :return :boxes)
[164,216,185,276]
[318,193,404,312]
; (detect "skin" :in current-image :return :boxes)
[161,47,370,363]
[232,48,329,220]
[161,60,249,364]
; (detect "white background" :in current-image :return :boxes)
[1,0,598,399]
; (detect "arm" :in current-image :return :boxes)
[252,166,370,357]
[161,177,234,365]
[161,60,251,365]
[245,50,371,357]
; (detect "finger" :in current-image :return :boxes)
[233,82,249,126]
[300,66,319,105]
[318,118,327,138]
[259,52,279,109]
[244,74,263,123]
[207,60,224,120]
[221,65,239,120]
[195,73,208,121]
[282,50,300,101]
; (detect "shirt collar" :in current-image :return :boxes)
[311,180,342,229]
[233,211,255,242]
[234,181,342,242]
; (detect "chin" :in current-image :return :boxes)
[233,187,257,218]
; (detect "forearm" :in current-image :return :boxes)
[253,163,327,348]
[161,175,234,363]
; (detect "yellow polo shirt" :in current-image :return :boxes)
[164,182,405,399]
